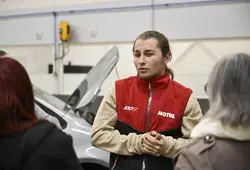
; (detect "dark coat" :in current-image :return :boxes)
[0,120,83,170]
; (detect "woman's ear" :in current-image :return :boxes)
[164,52,172,64]
[167,52,172,61]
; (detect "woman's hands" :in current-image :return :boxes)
[141,131,165,156]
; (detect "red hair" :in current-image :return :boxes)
[0,57,38,135]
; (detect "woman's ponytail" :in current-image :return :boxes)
[166,66,174,79]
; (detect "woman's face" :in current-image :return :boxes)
[133,38,168,80]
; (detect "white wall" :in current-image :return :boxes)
[0,0,237,11]
[0,0,116,11]
[0,0,250,98]
[2,39,250,98]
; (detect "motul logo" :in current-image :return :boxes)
[157,111,175,119]
[123,106,138,112]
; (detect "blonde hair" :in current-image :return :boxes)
[206,53,250,126]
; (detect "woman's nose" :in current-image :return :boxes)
[138,56,146,64]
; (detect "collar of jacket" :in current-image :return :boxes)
[190,118,250,141]
[136,72,171,91]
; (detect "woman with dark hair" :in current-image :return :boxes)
[91,30,202,170]
[0,50,61,129]
[174,53,250,170]
[0,57,83,170]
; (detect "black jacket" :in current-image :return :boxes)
[0,120,83,170]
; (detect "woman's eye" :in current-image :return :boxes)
[134,53,141,58]
[145,53,153,57]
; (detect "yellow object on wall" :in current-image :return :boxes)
[59,21,70,42]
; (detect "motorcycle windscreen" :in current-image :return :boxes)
[67,45,119,110]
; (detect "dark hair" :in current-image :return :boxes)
[0,50,7,57]
[133,30,174,79]
[0,57,38,135]
[166,67,174,79]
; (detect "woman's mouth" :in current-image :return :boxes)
[138,68,149,72]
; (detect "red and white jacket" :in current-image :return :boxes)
[91,73,203,170]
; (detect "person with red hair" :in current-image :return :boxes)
[0,50,61,129]
[0,57,83,170]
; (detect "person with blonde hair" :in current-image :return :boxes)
[174,53,250,170]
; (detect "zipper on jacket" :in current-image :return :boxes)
[111,155,119,170]
[142,83,152,170]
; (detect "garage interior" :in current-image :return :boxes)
[0,0,249,169]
